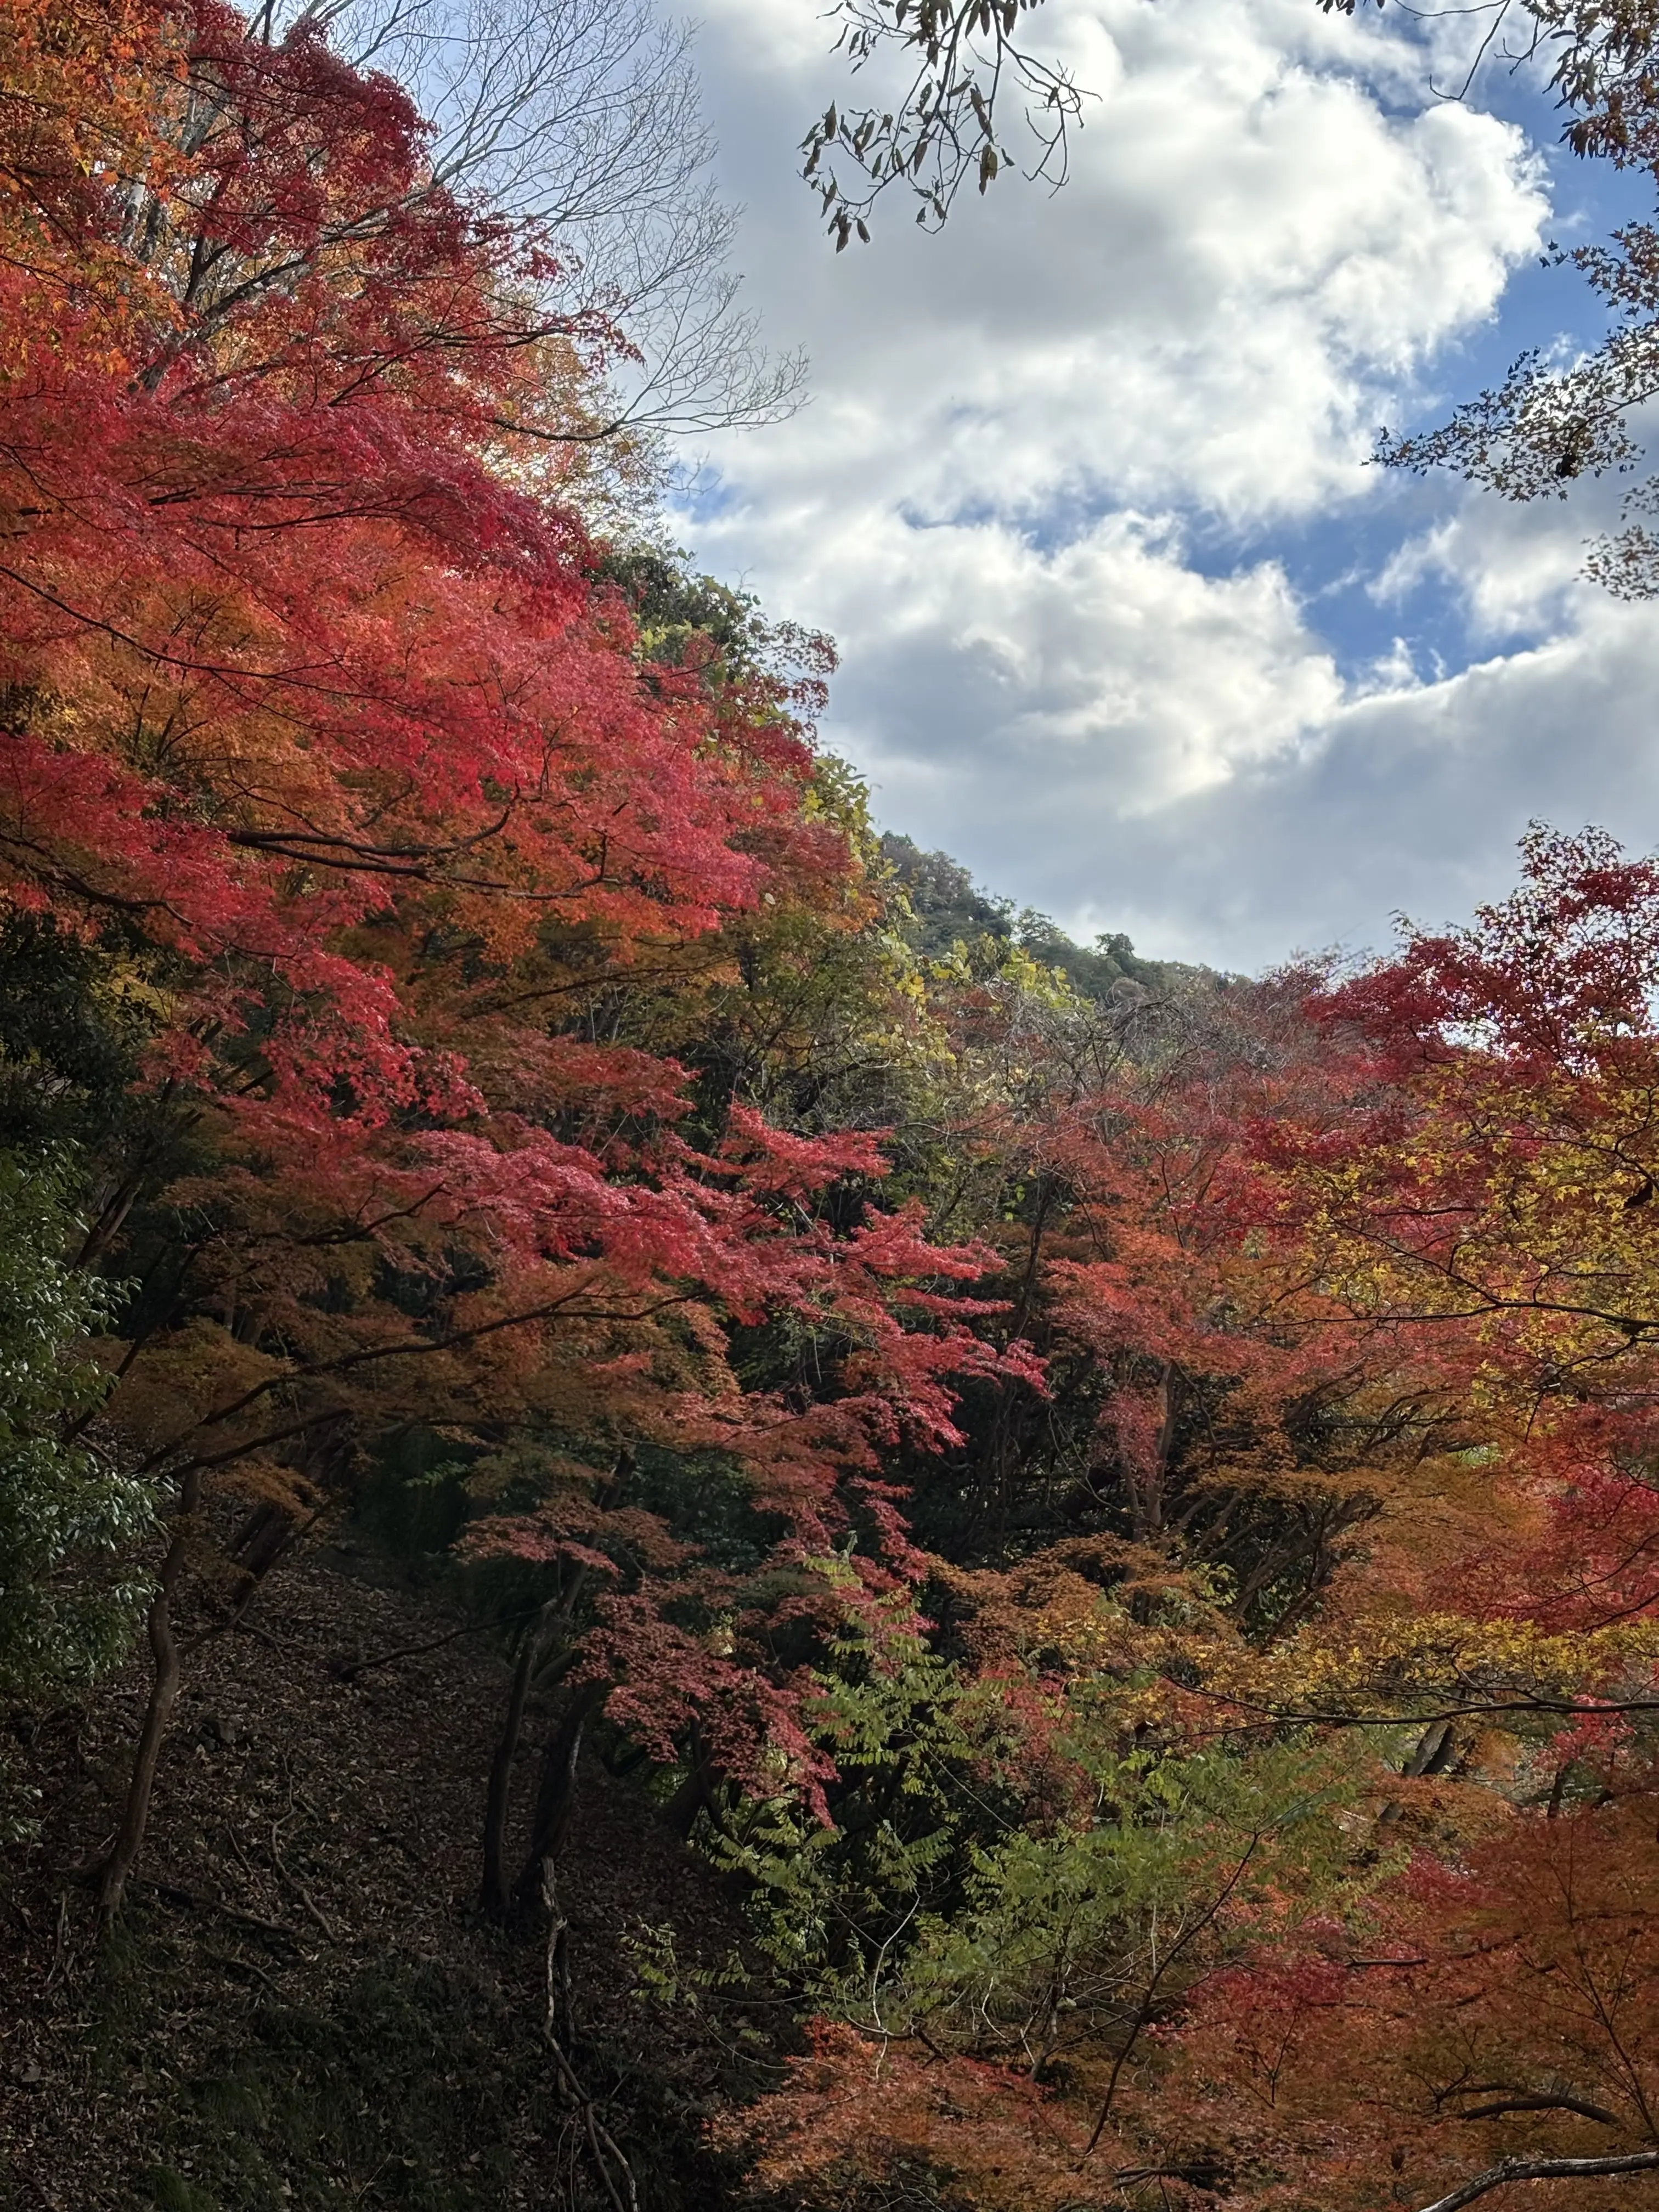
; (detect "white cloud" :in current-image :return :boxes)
[757,508,1344,819]
[1369,418,1653,644]
[810,526,1659,969]
[665,0,1659,970]
[693,0,1547,522]
[1085,596,1659,966]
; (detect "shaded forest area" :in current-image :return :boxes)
[12,3,1659,2211]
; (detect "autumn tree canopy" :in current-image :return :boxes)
[9,5,1659,2212]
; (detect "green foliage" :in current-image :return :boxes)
[706,1614,1026,1991]
[878,837,1016,965]
[0,911,156,1155]
[859,1735,1362,2072]
[0,1148,149,1708]
[879,834,1203,1001]
[596,543,836,707]
[598,544,771,672]
[356,1427,477,1565]
[703,1622,1363,2138]
[1013,911,1188,1002]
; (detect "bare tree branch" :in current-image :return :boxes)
[1412,2148,1659,2212]
[304,0,806,436]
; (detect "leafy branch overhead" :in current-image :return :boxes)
[801,0,1084,244]
[1351,0,1659,588]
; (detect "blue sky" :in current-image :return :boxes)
[665,0,1659,969]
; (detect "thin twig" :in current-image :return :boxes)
[331,1601,549,1681]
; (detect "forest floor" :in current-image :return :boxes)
[0,1537,772,2212]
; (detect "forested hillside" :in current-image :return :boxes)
[8,5,1659,2212]
[879,837,1205,1001]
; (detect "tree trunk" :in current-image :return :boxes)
[491,1448,635,1917]
[481,1600,554,1918]
[512,1678,608,1918]
[1377,1720,1458,1833]
[98,1464,201,1920]
[663,1724,723,1840]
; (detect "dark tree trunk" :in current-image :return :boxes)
[662,1725,723,1840]
[481,1600,554,1918]
[512,1678,610,1918]
[98,1464,201,1920]
[489,1448,635,1918]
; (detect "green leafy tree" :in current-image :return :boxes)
[0,1150,149,1709]
[705,1606,1030,1991]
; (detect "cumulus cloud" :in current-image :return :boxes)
[1094,595,1659,966]
[812,521,1659,969]
[692,0,1547,519]
[670,0,1653,969]
[786,511,1344,819]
